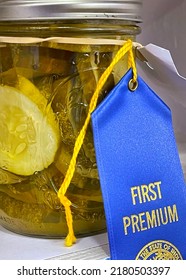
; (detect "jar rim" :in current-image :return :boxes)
[0,0,142,22]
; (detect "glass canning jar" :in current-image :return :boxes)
[0,0,142,238]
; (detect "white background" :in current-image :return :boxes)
[139,0,186,76]
[139,0,186,174]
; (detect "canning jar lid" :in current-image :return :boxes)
[0,0,142,22]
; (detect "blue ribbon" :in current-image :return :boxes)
[92,69,186,260]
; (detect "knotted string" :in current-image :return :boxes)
[57,39,138,246]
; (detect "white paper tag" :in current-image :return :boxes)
[137,44,186,107]
[137,44,186,175]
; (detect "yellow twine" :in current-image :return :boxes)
[57,39,137,246]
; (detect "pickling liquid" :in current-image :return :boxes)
[0,42,128,237]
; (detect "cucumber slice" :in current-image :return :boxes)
[0,76,60,176]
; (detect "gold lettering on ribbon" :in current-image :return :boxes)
[123,204,178,235]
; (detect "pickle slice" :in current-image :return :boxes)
[0,76,60,176]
